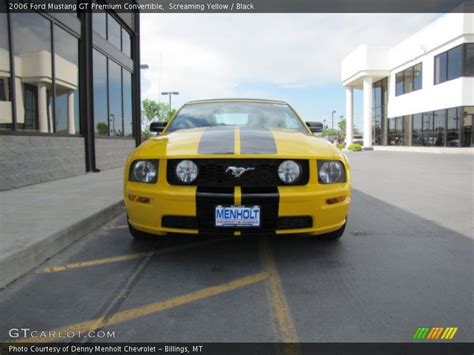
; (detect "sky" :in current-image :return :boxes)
[140,13,440,130]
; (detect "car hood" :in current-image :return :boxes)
[133,127,338,159]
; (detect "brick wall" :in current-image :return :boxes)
[0,135,86,190]
[95,137,135,171]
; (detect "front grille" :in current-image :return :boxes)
[162,215,312,232]
[277,216,313,230]
[167,159,309,187]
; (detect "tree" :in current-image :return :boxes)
[167,109,176,122]
[142,99,172,123]
[141,99,173,141]
[96,122,108,136]
[322,128,338,137]
[337,119,346,139]
[142,99,161,122]
[337,119,362,137]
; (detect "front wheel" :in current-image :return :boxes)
[128,220,151,240]
[318,220,346,240]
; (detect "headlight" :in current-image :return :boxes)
[176,160,198,183]
[130,160,158,183]
[318,160,346,184]
[278,160,302,184]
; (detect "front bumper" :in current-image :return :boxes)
[125,183,351,236]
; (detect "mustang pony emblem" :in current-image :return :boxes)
[225,166,255,178]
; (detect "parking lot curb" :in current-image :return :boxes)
[0,201,124,289]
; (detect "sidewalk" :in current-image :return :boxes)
[0,168,124,288]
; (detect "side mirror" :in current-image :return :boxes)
[306,121,323,133]
[150,121,167,133]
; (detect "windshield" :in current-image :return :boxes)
[166,102,308,133]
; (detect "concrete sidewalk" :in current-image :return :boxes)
[0,168,124,288]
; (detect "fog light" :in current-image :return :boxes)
[326,195,346,205]
[128,194,151,204]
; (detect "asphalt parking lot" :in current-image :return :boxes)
[0,151,472,345]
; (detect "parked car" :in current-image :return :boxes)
[124,99,351,240]
[353,135,363,145]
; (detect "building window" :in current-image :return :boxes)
[421,111,445,146]
[464,44,474,76]
[122,28,131,57]
[123,69,133,136]
[447,45,463,81]
[413,63,422,91]
[0,79,5,101]
[446,108,460,147]
[422,112,434,146]
[94,49,133,138]
[92,11,106,38]
[395,72,403,96]
[0,13,12,130]
[9,14,81,135]
[11,13,53,132]
[388,117,404,145]
[412,113,423,146]
[93,50,108,136]
[372,78,387,145]
[463,107,473,147]
[435,43,474,84]
[54,25,80,135]
[108,60,122,136]
[395,63,422,96]
[95,12,131,57]
[435,52,447,84]
[107,14,121,50]
[403,67,413,93]
[433,109,446,147]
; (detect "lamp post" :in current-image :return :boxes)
[161,91,179,109]
[332,110,336,129]
[109,113,115,135]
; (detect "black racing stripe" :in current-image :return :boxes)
[198,127,234,154]
[196,186,234,236]
[240,128,277,154]
[240,186,279,236]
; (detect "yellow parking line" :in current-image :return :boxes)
[16,272,269,343]
[259,238,299,344]
[42,253,149,273]
[41,238,227,273]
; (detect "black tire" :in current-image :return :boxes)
[128,220,151,240]
[319,220,346,240]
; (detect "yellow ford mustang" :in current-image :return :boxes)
[124,99,351,240]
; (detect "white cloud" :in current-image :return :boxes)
[140,13,439,107]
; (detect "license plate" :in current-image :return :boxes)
[215,205,260,227]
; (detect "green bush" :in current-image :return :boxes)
[348,143,363,152]
[336,143,345,150]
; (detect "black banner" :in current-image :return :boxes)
[2,0,474,13]
[1,343,472,355]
